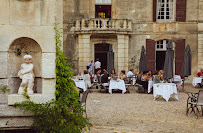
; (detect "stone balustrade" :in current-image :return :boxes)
[74,18,132,32]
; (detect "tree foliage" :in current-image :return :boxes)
[14,18,92,133]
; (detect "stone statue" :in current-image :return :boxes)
[18,55,34,95]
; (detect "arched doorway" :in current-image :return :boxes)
[94,43,110,70]
[8,37,42,94]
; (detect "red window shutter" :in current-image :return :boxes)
[176,0,186,22]
[175,39,185,75]
[153,0,157,22]
[146,39,156,73]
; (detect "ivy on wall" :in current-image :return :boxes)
[14,18,92,133]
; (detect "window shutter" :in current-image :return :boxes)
[146,39,156,73]
[176,0,186,22]
[175,39,185,75]
[153,0,157,22]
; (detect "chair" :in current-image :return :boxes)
[124,77,132,93]
[80,90,89,118]
[186,90,203,118]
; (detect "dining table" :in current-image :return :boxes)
[73,79,87,92]
[153,83,178,102]
[109,79,126,94]
[192,77,202,87]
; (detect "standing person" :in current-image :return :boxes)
[95,58,101,74]
[87,60,94,73]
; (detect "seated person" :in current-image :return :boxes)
[141,71,149,81]
[148,70,153,79]
[119,70,130,84]
[83,70,92,89]
[100,71,109,89]
[127,68,134,78]
[197,68,203,77]
[159,70,164,81]
[101,71,109,83]
[110,69,116,77]
[141,71,149,93]
[152,71,160,84]
[197,68,203,87]
[119,70,126,80]
[136,71,143,85]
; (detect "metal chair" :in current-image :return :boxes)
[80,90,89,118]
[124,77,132,93]
[186,90,203,118]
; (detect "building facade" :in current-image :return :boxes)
[0,0,62,129]
[63,0,203,82]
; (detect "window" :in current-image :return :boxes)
[156,40,168,51]
[95,5,111,18]
[157,0,174,21]
[95,0,112,18]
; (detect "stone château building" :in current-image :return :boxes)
[0,0,203,130]
[63,0,203,82]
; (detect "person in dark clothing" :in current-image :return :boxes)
[100,71,109,89]
[141,71,149,93]
[101,71,108,83]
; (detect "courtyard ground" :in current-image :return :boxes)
[86,84,203,133]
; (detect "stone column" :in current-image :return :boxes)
[124,35,129,70]
[78,34,91,73]
[117,35,129,73]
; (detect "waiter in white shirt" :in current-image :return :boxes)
[94,58,101,74]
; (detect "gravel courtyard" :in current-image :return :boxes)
[86,84,203,133]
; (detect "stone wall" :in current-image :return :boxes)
[63,0,202,82]
[0,0,63,129]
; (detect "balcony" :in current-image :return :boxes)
[72,18,132,34]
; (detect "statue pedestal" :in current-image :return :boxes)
[8,94,43,105]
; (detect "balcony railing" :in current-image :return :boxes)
[73,18,132,32]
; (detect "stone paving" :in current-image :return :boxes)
[85,84,203,133]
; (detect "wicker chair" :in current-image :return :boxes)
[186,90,203,118]
[80,90,89,118]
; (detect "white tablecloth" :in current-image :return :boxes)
[173,75,183,86]
[153,83,178,102]
[73,80,87,92]
[148,81,153,93]
[109,80,126,94]
[148,80,164,93]
[192,77,202,87]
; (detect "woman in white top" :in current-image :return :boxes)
[83,70,92,89]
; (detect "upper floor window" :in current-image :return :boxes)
[95,0,112,18]
[157,0,174,21]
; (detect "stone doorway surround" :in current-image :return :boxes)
[77,34,129,74]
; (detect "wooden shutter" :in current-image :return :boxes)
[175,39,185,75]
[176,0,186,22]
[153,0,157,22]
[146,39,156,73]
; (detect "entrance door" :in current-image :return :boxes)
[156,51,166,71]
[95,43,109,70]
[156,40,168,71]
